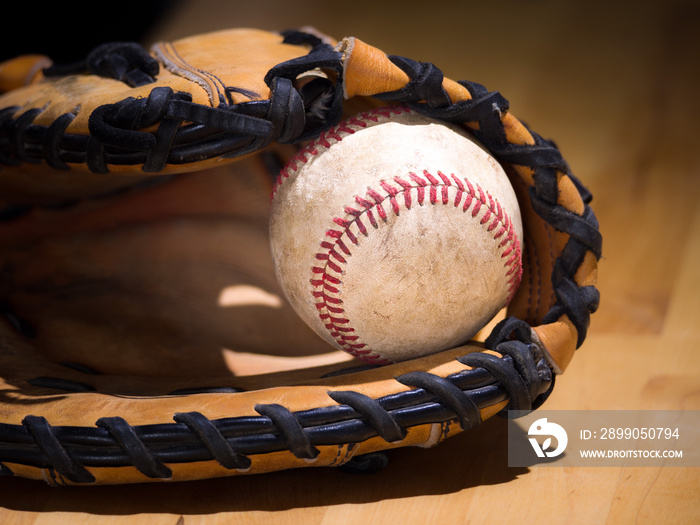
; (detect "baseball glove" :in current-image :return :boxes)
[0,28,601,485]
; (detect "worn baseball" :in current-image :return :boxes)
[269,105,523,364]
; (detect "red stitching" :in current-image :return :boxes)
[311,171,522,362]
[271,105,411,200]
[273,106,521,363]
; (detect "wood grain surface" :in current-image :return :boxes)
[1,0,699,523]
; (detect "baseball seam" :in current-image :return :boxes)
[273,106,522,364]
[311,172,522,363]
[272,105,411,199]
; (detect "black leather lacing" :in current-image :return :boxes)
[0,37,344,175]
[396,372,481,431]
[1,348,551,482]
[327,390,407,443]
[173,412,252,470]
[254,404,320,460]
[22,415,97,484]
[43,42,160,88]
[96,417,173,479]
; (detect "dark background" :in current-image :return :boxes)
[1,1,181,64]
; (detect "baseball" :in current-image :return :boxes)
[269,105,523,364]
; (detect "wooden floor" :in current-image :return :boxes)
[1,0,699,523]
